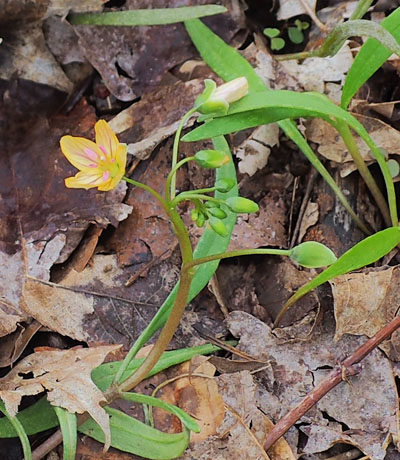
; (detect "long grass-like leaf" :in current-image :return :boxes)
[54,407,77,460]
[0,401,32,460]
[183,90,397,226]
[342,7,400,108]
[0,343,229,437]
[69,5,227,26]
[184,19,367,232]
[79,407,190,459]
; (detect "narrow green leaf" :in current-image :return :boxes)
[0,343,231,437]
[54,407,77,460]
[79,407,190,459]
[69,5,227,26]
[275,227,400,326]
[122,392,200,433]
[182,90,397,226]
[184,19,366,232]
[342,7,400,108]
[0,401,32,460]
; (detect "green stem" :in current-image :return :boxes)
[185,248,291,269]
[165,156,195,200]
[118,267,194,393]
[0,402,32,460]
[171,107,198,200]
[171,193,222,207]
[334,121,392,227]
[113,179,194,387]
[350,0,374,20]
[282,121,371,235]
[123,176,168,213]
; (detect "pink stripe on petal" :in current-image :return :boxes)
[99,145,107,154]
[84,148,99,161]
[89,163,97,168]
[102,170,110,181]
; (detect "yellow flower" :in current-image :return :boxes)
[60,120,127,191]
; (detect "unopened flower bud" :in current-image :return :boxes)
[191,208,199,221]
[290,241,337,268]
[215,178,236,193]
[225,197,259,214]
[209,216,228,237]
[195,77,249,116]
[194,150,230,169]
[208,207,227,219]
[196,213,206,228]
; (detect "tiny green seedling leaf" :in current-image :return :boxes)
[275,227,400,327]
[288,27,304,44]
[387,159,400,178]
[0,401,32,460]
[264,28,280,38]
[271,37,286,50]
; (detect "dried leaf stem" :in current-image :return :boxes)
[264,314,400,451]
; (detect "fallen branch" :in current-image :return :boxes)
[264,314,400,451]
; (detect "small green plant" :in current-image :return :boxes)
[264,19,310,51]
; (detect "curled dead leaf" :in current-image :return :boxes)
[0,345,120,450]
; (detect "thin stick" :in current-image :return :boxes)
[264,314,400,451]
[298,0,327,31]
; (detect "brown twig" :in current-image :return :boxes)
[264,314,400,451]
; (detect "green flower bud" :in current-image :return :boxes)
[209,216,228,237]
[290,241,337,268]
[190,208,199,221]
[215,178,236,193]
[196,212,206,228]
[225,197,259,214]
[194,150,230,169]
[195,77,249,116]
[205,201,220,208]
[208,207,227,219]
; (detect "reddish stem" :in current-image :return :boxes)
[264,315,400,451]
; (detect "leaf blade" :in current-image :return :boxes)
[69,5,227,26]
[342,7,400,108]
[54,407,77,460]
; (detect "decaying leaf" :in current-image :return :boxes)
[110,80,203,161]
[298,201,319,242]
[277,0,317,21]
[227,311,398,460]
[330,265,400,360]
[0,345,120,450]
[72,0,244,101]
[236,124,279,177]
[306,115,400,176]
[0,89,132,339]
[280,43,353,93]
[154,355,225,442]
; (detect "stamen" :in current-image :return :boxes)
[89,163,97,168]
[84,148,98,161]
[100,156,106,161]
[110,158,116,163]
[99,145,107,155]
[102,170,110,182]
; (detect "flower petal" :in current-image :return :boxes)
[65,170,104,189]
[60,136,102,170]
[115,144,127,172]
[95,120,119,159]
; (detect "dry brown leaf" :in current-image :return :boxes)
[306,115,400,176]
[0,345,120,450]
[236,124,280,176]
[227,311,398,460]
[277,0,316,20]
[153,355,225,442]
[73,0,244,101]
[298,201,319,242]
[330,265,400,359]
